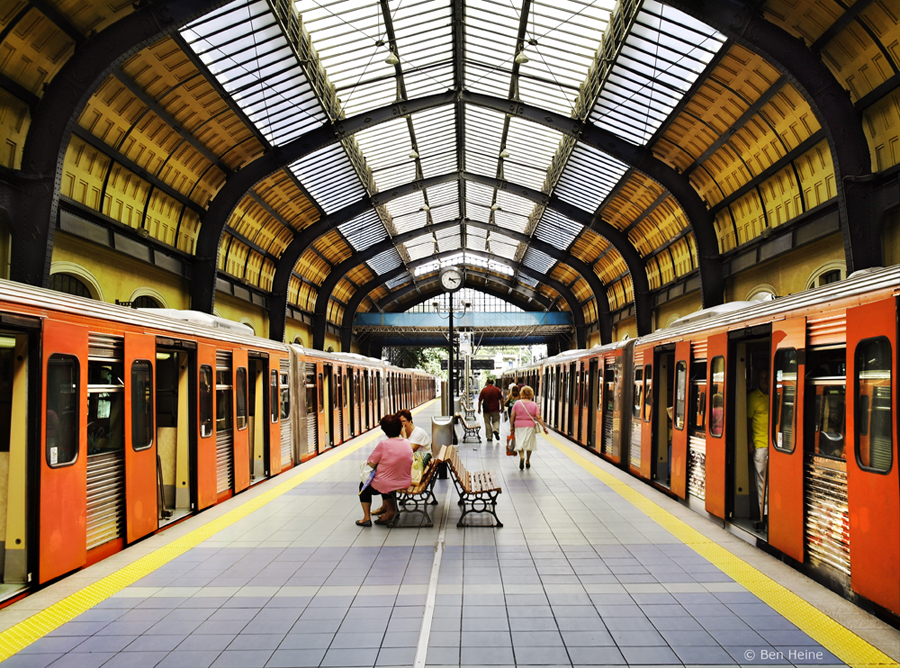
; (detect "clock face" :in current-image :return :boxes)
[440,268,462,292]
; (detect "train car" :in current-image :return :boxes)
[0,279,435,601]
[507,265,899,618]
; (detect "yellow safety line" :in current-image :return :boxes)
[547,433,899,668]
[0,399,438,660]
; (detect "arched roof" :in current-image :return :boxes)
[2,0,898,350]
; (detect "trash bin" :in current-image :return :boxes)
[432,416,453,479]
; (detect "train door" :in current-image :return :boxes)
[588,359,598,449]
[768,319,805,562]
[336,367,344,444]
[279,357,292,471]
[349,368,357,437]
[85,334,126,558]
[567,364,576,437]
[687,355,708,504]
[40,319,88,583]
[599,359,618,461]
[196,343,217,510]
[302,362,318,461]
[124,333,156,543]
[268,365,281,474]
[847,297,898,615]
[232,350,249,493]
[248,355,270,482]
[364,370,371,430]
[0,321,37,591]
[214,351,235,502]
[155,344,194,523]
[726,333,770,534]
[322,365,333,449]
[630,361,644,474]
[705,333,728,519]
[651,346,674,488]
[803,344,849,580]
[356,373,363,432]
[670,341,691,499]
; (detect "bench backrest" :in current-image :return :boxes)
[445,445,470,489]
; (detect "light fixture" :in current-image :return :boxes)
[515,50,529,64]
[408,150,419,159]
[490,203,500,211]
[421,204,430,212]
[499,149,510,158]
[385,51,399,65]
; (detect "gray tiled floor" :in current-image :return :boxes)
[2,402,895,667]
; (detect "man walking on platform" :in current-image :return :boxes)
[478,378,504,442]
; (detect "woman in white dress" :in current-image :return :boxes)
[509,385,549,470]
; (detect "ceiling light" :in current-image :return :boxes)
[515,50,529,65]
[490,203,500,211]
[421,205,430,212]
[385,52,399,65]
[499,149,510,158]
[408,150,419,159]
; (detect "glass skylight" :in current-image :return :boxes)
[554,144,629,213]
[355,118,416,191]
[289,144,367,214]
[181,0,327,145]
[338,209,387,251]
[367,248,404,275]
[588,1,725,145]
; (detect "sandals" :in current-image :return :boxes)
[355,519,372,527]
[374,517,394,526]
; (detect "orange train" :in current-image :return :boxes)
[0,280,435,597]
[503,264,899,620]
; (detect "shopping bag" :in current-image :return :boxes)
[410,451,430,484]
[506,433,517,456]
[499,413,510,444]
[359,463,376,494]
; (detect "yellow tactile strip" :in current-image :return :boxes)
[0,400,437,661]
[547,433,899,668]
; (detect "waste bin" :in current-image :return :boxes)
[432,416,453,479]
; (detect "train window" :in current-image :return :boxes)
[270,370,279,423]
[632,367,643,419]
[643,364,653,422]
[131,360,153,450]
[674,362,687,431]
[604,368,615,412]
[318,373,324,412]
[216,368,233,432]
[47,354,79,467]
[709,356,724,438]
[236,368,248,430]
[280,372,290,420]
[87,359,125,456]
[773,349,797,453]
[811,386,845,460]
[856,337,892,473]
[199,365,213,438]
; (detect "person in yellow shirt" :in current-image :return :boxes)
[747,368,770,526]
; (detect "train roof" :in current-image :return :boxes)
[637,264,900,346]
[0,278,287,351]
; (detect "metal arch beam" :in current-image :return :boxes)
[339,266,552,351]
[460,91,722,310]
[316,248,585,350]
[267,169,629,342]
[662,0,876,272]
[376,268,554,312]
[11,0,229,288]
[191,90,456,312]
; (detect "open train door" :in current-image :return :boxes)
[39,319,88,583]
[232,348,250,493]
[671,341,691,499]
[768,318,805,562]
[268,366,282,474]
[705,332,728,520]
[638,347,654,480]
[847,297,899,616]
[196,343,217,510]
[124,332,157,544]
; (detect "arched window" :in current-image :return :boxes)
[132,295,161,309]
[806,262,846,290]
[49,273,92,299]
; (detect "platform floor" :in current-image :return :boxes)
[0,399,897,668]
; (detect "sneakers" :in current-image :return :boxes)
[494,431,500,440]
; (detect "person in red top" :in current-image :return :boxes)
[477,378,504,442]
[356,414,413,527]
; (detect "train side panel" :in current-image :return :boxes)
[705,333,728,520]
[124,332,158,544]
[847,297,899,615]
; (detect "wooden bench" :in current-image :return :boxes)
[457,413,481,442]
[444,445,503,527]
[389,446,447,528]
[460,397,477,420]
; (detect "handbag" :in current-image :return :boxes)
[410,451,431,484]
[514,399,542,435]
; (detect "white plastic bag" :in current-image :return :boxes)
[499,413,510,444]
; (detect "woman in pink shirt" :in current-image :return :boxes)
[357,414,413,526]
[510,385,549,470]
